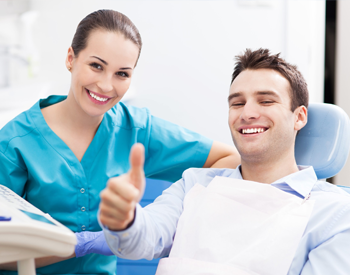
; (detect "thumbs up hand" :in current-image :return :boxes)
[99,143,146,231]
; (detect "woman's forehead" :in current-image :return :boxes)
[80,30,139,67]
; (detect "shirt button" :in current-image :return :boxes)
[81,225,86,231]
[81,207,86,212]
[80,188,85,193]
[118,248,122,252]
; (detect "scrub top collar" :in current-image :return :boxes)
[230,165,318,199]
[29,95,111,167]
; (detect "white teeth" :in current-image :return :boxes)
[242,128,265,134]
[88,90,108,102]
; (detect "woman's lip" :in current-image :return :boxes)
[85,89,112,105]
[85,88,112,99]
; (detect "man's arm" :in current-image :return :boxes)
[203,141,240,169]
[300,229,350,275]
[99,143,186,260]
[300,200,350,275]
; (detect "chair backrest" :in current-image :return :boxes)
[295,103,350,180]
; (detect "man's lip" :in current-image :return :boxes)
[85,88,113,99]
[237,126,269,134]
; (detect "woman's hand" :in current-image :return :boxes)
[75,231,113,257]
[99,143,146,231]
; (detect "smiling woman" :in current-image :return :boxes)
[0,9,240,275]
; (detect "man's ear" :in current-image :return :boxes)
[294,105,308,131]
[65,47,75,70]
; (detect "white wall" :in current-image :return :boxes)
[0,0,325,147]
[334,0,350,186]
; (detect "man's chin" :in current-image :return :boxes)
[238,148,268,164]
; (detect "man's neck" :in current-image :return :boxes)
[240,153,299,184]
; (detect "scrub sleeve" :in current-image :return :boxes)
[0,95,212,275]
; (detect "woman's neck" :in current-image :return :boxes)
[58,93,103,133]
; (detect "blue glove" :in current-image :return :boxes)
[75,231,114,257]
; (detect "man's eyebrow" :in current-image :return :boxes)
[255,90,281,99]
[228,92,243,102]
[228,90,281,102]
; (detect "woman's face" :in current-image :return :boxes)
[66,29,139,118]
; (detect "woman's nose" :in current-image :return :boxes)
[97,74,114,93]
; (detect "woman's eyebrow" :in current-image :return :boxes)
[91,56,108,65]
[90,56,132,70]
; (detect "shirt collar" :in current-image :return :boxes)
[232,165,318,198]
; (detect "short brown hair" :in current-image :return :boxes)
[231,48,308,111]
[71,10,142,65]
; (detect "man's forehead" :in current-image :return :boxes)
[229,69,291,99]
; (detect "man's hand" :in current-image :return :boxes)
[99,143,146,231]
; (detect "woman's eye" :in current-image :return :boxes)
[117,71,129,78]
[90,63,102,70]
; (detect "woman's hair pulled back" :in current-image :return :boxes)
[71,9,142,63]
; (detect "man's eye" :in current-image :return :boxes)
[117,71,129,78]
[90,62,102,70]
[261,101,274,104]
[230,102,244,107]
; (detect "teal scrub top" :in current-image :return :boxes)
[0,95,212,275]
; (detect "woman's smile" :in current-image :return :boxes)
[85,88,112,105]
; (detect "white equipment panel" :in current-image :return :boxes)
[0,184,76,275]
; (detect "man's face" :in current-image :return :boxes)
[228,69,307,163]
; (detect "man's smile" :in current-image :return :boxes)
[239,127,268,135]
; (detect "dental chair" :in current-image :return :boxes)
[118,102,350,275]
[295,102,350,194]
[295,102,350,180]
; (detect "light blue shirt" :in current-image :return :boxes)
[0,95,212,275]
[104,166,350,275]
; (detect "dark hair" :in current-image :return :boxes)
[71,9,142,65]
[231,48,308,111]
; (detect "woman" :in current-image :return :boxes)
[0,10,239,274]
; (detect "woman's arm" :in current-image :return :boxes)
[203,141,240,169]
[0,254,75,270]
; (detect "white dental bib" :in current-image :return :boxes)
[156,176,314,275]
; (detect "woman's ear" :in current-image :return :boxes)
[294,105,308,131]
[65,47,75,71]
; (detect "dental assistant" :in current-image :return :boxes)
[0,9,239,275]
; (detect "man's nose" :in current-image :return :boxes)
[240,102,260,121]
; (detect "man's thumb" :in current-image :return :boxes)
[129,143,145,193]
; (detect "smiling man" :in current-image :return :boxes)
[99,49,350,275]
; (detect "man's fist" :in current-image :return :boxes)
[99,143,146,231]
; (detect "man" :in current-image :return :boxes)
[99,49,350,275]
